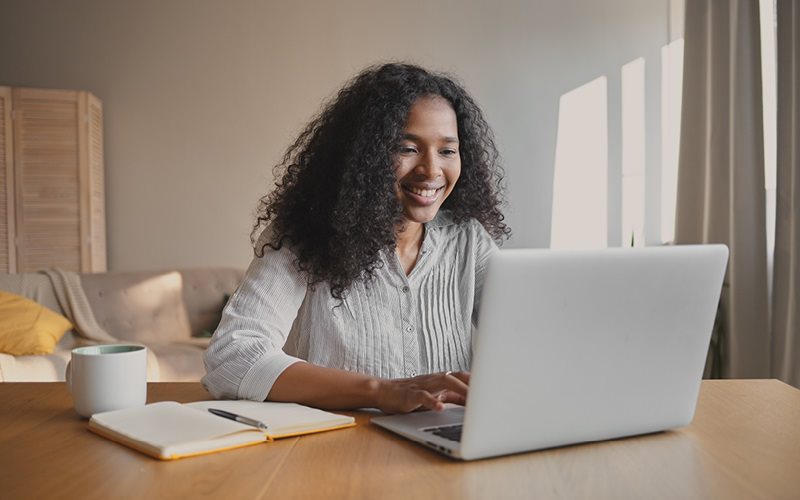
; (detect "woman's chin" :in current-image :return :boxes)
[401,207,441,225]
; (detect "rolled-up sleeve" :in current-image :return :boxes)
[202,241,308,401]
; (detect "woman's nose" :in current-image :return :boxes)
[415,151,443,177]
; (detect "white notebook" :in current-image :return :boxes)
[88,400,355,460]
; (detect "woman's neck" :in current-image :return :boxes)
[395,221,424,275]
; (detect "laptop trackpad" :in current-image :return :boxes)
[372,404,465,430]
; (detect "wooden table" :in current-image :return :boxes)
[0,380,798,499]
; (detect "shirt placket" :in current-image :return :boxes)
[396,226,434,378]
[398,281,418,378]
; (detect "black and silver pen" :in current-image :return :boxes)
[208,408,269,432]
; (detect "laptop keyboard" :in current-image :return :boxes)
[422,424,463,442]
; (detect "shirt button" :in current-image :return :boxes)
[401,285,410,293]
[410,371,417,377]
[406,325,414,332]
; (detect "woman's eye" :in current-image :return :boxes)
[441,149,458,156]
[398,145,417,154]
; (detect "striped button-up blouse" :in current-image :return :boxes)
[202,212,498,401]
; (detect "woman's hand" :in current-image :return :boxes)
[268,363,468,413]
[374,371,470,414]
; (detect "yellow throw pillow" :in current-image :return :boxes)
[0,291,73,355]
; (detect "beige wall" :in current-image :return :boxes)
[0,0,671,271]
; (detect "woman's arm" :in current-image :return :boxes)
[268,362,470,414]
[204,238,470,412]
[202,240,308,401]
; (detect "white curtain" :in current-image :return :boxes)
[772,0,800,386]
[676,0,770,378]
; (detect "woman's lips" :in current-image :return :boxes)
[402,185,444,206]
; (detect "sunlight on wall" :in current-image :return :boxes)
[548,4,687,249]
[552,45,685,249]
[622,58,646,247]
[759,0,776,258]
[759,0,777,295]
[550,77,608,250]
[660,38,684,243]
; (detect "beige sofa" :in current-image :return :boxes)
[0,268,242,382]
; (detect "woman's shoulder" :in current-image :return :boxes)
[427,212,496,257]
[247,225,308,279]
[428,211,489,237]
[427,212,497,269]
[254,224,301,257]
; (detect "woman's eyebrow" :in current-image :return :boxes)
[402,133,459,143]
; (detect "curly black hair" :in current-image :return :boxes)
[253,62,510,299]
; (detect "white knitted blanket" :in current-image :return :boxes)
[38,268,161,380]
[39,268,117,342]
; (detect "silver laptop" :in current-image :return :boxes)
[372,245,729,460]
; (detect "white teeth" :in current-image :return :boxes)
[407,186,440,197]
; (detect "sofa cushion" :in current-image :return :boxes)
[0,349,72,381]
[0,274,64,314]
[80,268,243,342]
[172,269,243,335]
[0,338,163,382]
[80,271,194,344]
[145,340,210,382]
[0,291,73,355]
[0,268,243,382]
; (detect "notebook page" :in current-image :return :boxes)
[91,401,261,447]
[186,400,354,435]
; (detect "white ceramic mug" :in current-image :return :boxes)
[66,344,148,418]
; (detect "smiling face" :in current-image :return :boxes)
[394,95,461,229]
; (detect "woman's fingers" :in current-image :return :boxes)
[413,371,469,409]
[414,389,444,412]
[435,372,469,397]
[433,389,466,406]
[448,371,470,385]
[413,373,469,411]
[377,371,471,414]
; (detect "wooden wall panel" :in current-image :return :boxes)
[0,87,15,273]
[1,87,105,274]
[13,88,82,272]
[87,94,106,271]
[77,91,106,272]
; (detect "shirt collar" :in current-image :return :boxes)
[425,210,457,230]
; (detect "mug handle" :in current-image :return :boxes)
[65,360,72,393]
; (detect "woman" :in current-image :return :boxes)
[203,63,510,413]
